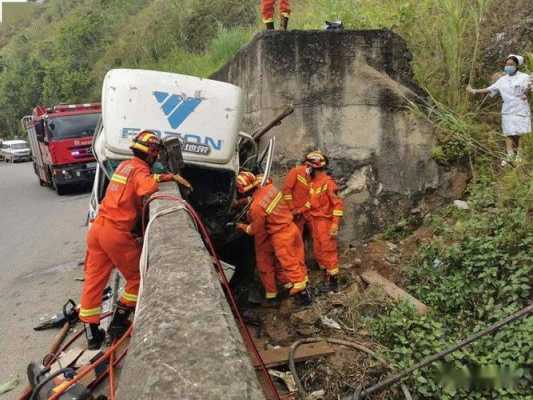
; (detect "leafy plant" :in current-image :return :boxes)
[370,177,533,399]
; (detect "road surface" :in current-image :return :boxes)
[0,161,90,397]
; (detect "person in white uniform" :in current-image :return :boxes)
[467,54,531,165]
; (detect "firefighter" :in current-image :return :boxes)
[282,160,311,233]
[305,151,343,292]
[235,171,312,305]
[261,0,290,31]
[80,130,192,349]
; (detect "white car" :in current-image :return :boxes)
[0,139,32,162]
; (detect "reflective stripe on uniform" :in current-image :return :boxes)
[309,185,328,195]
[111,174,128,185]
[121,291,138,303]
[265,291,277,299]
[283,194,293,200]
[153,174,161,183]
[265,192,283,215]
[304,201,311,209]
[332,210,343,217]
[79,306,102,318]
[296,175,308,186]
[292,280,307,290]
[327,268,339,276]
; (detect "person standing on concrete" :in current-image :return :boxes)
[80,130,191,349]
[261,0,290,31]
[282,161,312,233]
[305,151,343,293]
[235,171,312,306]
[467,54,532,166]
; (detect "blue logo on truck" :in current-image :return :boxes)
[153,91,202,129]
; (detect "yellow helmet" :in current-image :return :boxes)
[130,130,162,157]
[305,150,327,168]
[236,171,260,193]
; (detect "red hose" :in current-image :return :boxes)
[45,192,279,400]
[108,346,116,400]
[47,325,133,400]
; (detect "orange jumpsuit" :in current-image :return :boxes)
[261,0,290,23]
[307,173,343,276]
[282,164,311,232]
[243,183,308,299]
[80,157,166,324]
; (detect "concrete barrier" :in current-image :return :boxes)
[116,183,265,399]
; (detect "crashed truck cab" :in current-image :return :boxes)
[89,69,274,240]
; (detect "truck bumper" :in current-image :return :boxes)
[52,162,97,185]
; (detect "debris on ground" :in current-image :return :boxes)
[453,199,470,210]
[360,270,429,315]
[246,224,439,400]
[0,376,19,395]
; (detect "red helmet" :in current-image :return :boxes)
[236,171,260,194]
[304,151,327,169]
[130,130,162,158]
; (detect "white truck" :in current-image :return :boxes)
[89,69,278,240]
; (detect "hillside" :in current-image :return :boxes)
[0,1,531,399]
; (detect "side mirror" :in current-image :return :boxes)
[160,137,185,174]
[35,120,45,141]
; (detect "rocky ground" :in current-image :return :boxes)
[242,222,436,400]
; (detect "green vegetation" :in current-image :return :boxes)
[0,1,531,398]
[371,168,532,399]
[0,0,257,138]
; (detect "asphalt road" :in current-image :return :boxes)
[0,161,90,398]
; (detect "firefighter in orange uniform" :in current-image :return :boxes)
[282,162,311,233]
[261,0,290,30]
[235,171,312,305]
[80,130,192,349]
[305,151,343,292]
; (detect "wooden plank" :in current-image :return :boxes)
[254,342,335,368]
[361,270,429,315]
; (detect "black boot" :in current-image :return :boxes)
[262,297,281,308]
[265,21,275,30]
[280,16,289,31]
[296,287,313,306]
[107,303,133,342]
[329,276,339,292]
[85,323,105,350]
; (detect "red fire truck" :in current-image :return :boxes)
[21,103,101,195]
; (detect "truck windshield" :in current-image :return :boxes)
[11,143,28,149]
[47,113,100,140]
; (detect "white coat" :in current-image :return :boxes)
[488,71,532,136]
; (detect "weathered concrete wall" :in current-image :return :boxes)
[212,30,451,241]
[117,183,265,399]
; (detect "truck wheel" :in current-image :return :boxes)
[52,175,66,195]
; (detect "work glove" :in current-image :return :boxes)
[329,223,339,237]
[158,173,194,191]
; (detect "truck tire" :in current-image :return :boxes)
[51,174,67,195]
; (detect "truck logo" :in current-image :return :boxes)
[153,91,202,129]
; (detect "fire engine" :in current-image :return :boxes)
[22,103,101,195]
